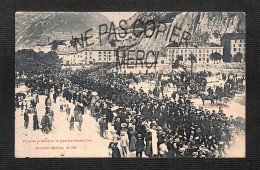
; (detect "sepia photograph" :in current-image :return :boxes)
[15,12,246,158]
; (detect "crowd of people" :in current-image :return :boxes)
[15,64,245,158]
[62,66,244,158]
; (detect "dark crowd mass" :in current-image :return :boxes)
[15,63,245,158]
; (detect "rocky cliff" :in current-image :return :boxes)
[104,12,245,53]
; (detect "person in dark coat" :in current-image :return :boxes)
[171,92,176,101]
[167,138,175,157]
[70,115,74,131]
[111,143,121,158]
[99,117,106,137]
[24,111,29,129]
[136,134,145,158]
[36,93,39,104]
[53,92,57,103]
[33,112,39,130]
[114,118,121,135]
[21,102,24,113]
[145,131,152,157]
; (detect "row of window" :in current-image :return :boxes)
[98,57,112,61]
[169,53,216,58]
[71,57,113,61]
[233,44,245,47]
[233,48,245,52]
[99,51,112,54]
[74,55,114,60]
[98,54,112,57]
[170,58,211,63]
[234,39,244,43]
[168,49,222,54]
[73,55,83,58]
[85,51,113,55]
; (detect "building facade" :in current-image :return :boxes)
[57,44,116,65]
[82,46,116,64]
[166,45,224,65]
[221,33,245,61]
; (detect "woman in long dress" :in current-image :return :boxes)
[151,127,158,157]
[145,131,152,157]
[129,130,137,152]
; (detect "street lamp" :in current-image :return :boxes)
[188,42,198,81]
[171,47,178,74]
[171,49,173,74]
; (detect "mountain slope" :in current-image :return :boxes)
[16,12,111,48]
[102,12,245,53]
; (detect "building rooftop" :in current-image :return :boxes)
[85,46,115,51]
[166,42,222,48]
[223,33,245,40]
[56,45,76,55]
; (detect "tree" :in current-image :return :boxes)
[16,49,62,75]
[188,53,196,79]
[172,55,183,69]
[176,55,183,62]
[222,54,232,62]
[51,40,58,51]
[175,55,183,65]
[210,52,222,64]
[70,39,76,48]
[233,52,243,62]
[110,39,116,47]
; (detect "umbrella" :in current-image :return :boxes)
[16,92,26,98]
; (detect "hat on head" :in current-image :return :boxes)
[192,152,198,156]
[121,123,127,128]
[179,147,185,153]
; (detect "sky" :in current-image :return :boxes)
[99,12,136,25]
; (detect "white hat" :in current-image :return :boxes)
[121,123,127,128]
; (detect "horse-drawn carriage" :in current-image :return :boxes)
[233,84,245,94]
[199,90,235,106]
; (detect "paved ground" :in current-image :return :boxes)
[15,78,245,158]
[15,87,142,158]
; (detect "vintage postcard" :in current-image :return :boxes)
[15,12,245,158]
